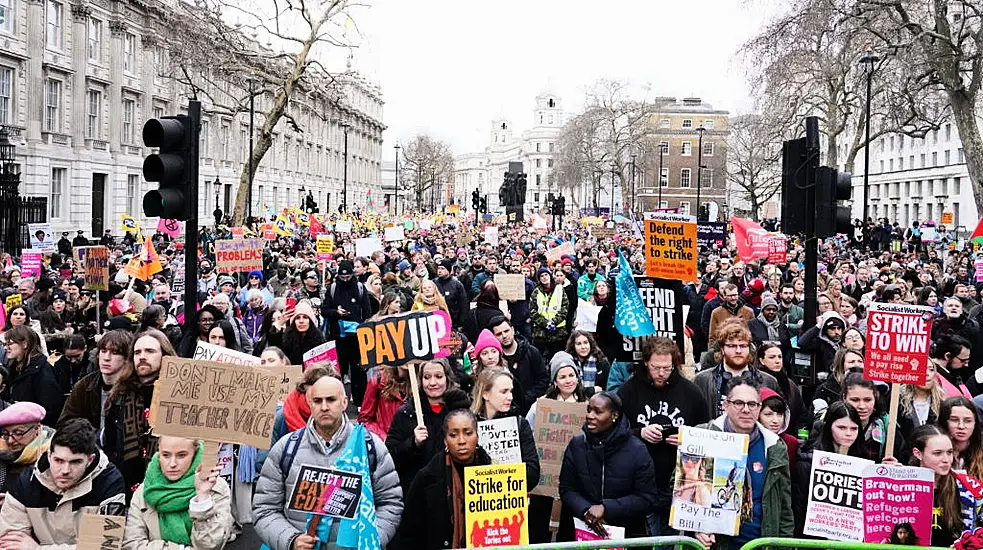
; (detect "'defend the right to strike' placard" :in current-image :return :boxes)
[864,303,934,385]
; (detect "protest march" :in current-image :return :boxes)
[5,203,983,550]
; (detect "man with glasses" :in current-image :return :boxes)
[708,283,754,348]
[931,334,979,399]
[0,402,53,498]
[694,319,780,419]
[618,336,708,536]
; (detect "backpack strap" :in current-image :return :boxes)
[279,426,306,476]
[365,430,377,473]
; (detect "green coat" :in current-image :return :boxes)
[696,416,794,541]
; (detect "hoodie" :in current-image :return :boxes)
[759,387,799,470]
[798,310,848,373]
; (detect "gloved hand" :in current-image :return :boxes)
[546,320,556,332]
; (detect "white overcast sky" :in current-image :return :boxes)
[346,0,781,155]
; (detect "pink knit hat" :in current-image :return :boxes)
[471,329,503,359]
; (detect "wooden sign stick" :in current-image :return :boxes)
[201,440,222,472]
[407,363,425,428]
[884,384,900,459]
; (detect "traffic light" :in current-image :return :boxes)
[479,197,487,213]
[697,205,708,221]
[472,189,480,210]
[554,195,565,216]
[814,166,853,238]
[780,137,817,234]
[142,115,196,221]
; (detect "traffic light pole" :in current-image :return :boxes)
[184,100,201,327]
[803,116,819,332]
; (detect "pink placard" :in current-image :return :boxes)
[20,251,42,278]
[157,218,182,238]
[862,464,934,545]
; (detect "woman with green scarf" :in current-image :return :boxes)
[123,436,232,550]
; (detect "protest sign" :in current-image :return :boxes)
[150,357,280,449]
[157,218,182,238]
[193,341,261,366]
[531,399,586,498]
[864,303,933,385]
[767,236,787,264]
[617,277,684,362]
[264,365,303,402]
[4,293,21,312]
[644,214,697,281]
[355,237,383,257]
[335,220,353,233]
[303,340,339,370]
[697,221,727,251]
[288,465,363,519]
[83,246,110,291]
[575,300,601,332]
[465,464,528,547]
[121,214,140,234]
[77,513,125,550]
[484,226,499,246]
[573,518,624,548]
[214,239,264,273]
[670,426,749,536]
[545,242,574,263]
[355,310,448,369]
[384,225,405,242]
[862,464,934,545]
[942,211,954,225]
[455,232,474,246]
[977,258,983,283]
[123,240,163,281]
[230,226,245,239]
[592,227,615,240]
[803,451,873,541]
[494,274,526,301]
[20,250,42,278]
[217,443,234,489]
[316,234,334,260]
[28,223,54,252]
[478,416,522,465]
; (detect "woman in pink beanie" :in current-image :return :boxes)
[471,328,505,377]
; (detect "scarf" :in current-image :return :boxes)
[142,442,203,546]
[447,454,467,549]
[283,390,311,432]
[0,425,54,489]
[422,294,437,306]
[580,357,597,390]
[309,423,380,550]
[756,312,781,341]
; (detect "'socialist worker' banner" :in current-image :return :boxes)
[531,398,586,498]
[149,357,280,449]
[355,310,448,369]
[862,464,934,545]
[864,303,934,385]
[644,213,697,281]
[214,238,264,273]
[465,464,528,547]
[803,451,873,541]
[670,426,749,536]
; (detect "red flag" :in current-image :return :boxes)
[970,218,983,243]
[731,217,771,262]
[309,215,323,236]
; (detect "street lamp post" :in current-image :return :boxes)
[630,153,637,215]
[609,162,617,217]
[246,76,258,224]
[340,120,350,213]
[696,125,706,220]
[593,169,603,216]
[658,144,665,208]
[213,177,222,228]
[860,46,880,224]
[0,127,19,255]
[393,143,401,215]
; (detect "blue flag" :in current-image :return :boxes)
[614,250,655,337]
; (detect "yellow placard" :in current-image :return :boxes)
[465,463,528,547]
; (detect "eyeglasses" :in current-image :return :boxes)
[199,318,215,326]
[681,454,702,463]
[726,399,761,411]
[0,425,37,440]
[646,364,673,373]
[955,355,972,363]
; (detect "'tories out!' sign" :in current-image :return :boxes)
[864,303,933,385]
[355,310,448,369]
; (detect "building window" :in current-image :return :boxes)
[932,151,938,166]
[945,150,951,164]
[682,119,693,128]
[660,168,668,187]
[703,120,715,129]
[547,158,553,168]
[945,123,952,141]
[87,18,101,61]
[50,167,65,218]
[0,0,13,33]
[127,174,139,214]
[660,141,669,154]
[680,168,691,188]
[535,158,541,168]
[85,90,101,139]
[659,118,670,129]
[536,142,541,153]
[920,153,926,168]
[535,174,541,186]
[954,177,961,195]
[46,0,61,48]
[680,201,690,215]
[549,142,554,152]
[123,32,136,73]
[681,142,692,156]
[533,192,540,203]
[220,123,230,160]
[201,119,210,158]
[702,142,714,156]
[44,79,60,132]
[0,66,12,125]
[121,98,134,143]
[701,169,713,187]
[958,148,964,163]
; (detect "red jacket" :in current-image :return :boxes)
[357,372,406,441]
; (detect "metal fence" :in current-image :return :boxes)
[477,535,953,550]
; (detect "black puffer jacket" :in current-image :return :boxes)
[558,415,658,540]
[3,354,63,427]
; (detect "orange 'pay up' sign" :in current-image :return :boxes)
[644,214,698,281]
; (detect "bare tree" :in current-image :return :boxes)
[554,108,606,210]
[162,0,355,224]
[399,135,455,212]
[727,114,783,220]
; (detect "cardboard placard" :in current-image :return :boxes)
[862,464,934,545]
[303,340,339,371]
[591,227,615,240]
[616,277,685,362]
[644,214,697,281]
[355,310,448,369]
[465,464,528,547]
[545,242,574,263]
[864,303,933,385]
[316,234,335,260]
[531,399,586,498]
[193,341,261,366]
[575,300,602,332]
[150,357,280,449]
[265,365,304,402]
[214,239,264,273]
[82,246,110,291]
[670,426,749,536]
[77,513,125,550]
[288,465,363,519]
[494,274,526,301]
[455,232,474,246]
[803,451,872,541]
[478,416,522,465]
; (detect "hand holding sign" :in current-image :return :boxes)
[196,459,224,499]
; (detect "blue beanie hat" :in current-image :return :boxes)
[248,270,264,282]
